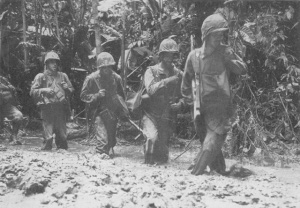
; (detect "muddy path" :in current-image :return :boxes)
[0,137,300,208]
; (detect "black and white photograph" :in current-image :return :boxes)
[0,0,300,207]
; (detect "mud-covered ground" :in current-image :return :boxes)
[0,136,300,208]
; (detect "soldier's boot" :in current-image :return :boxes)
[209,151,226,175]
[191,150,214,175]
[188,149,202,170]
[96,145,110,156]
[9,135,22,145]
[59,140,68,150]
[191,131,218,175]
[144,139,154,164]
[154,145,169,164]
[55,139,61,149]
[41,137,53,150]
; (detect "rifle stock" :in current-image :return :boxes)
[190,34,201,120]
[192,77,201,120]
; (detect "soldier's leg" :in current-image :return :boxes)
[3,104,23,145]
[188,115,206,170]
[142,115,158,164]
[105,115,118,153]
[54,105,68,150]
[209,147,226,174]
[155,119,171,163]
[40,107,54,150]
[191,111,228,175]
[94,114,109,155]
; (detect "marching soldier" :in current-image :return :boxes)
[0,75,23,145]
[80,52,128,156]
[181,13,247,175]
[30,51,74,150]
[142,38,185,164]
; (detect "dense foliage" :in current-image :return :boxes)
[1,0,300,156]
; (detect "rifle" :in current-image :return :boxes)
[190,35,201,121]
[192,78,201,121]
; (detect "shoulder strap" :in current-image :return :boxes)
[93,74,101,91]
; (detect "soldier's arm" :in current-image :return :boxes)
[80,77,102,104]
[62,73,74,93]
[174,70,188,112]
[0,76,15,91]
[30,74,47,98]
[115,74,126,100]
[181,51,195,105]
[224,46,247,75]
[144,67,166,96]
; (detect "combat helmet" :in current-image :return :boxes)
[158,38,179,56]
[44,51,60,64]
[97,52,116,69]
[201,13,228,41]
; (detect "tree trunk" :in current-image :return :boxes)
[51,0,61,46]
[297,3,300,62]
[38,2,42,47]
[121,3,126,89]
[92,0,101,55]
[0,5,2,74]
[34,0,40,46]
[79,0,87,26]
[67,0,76,26]
[22,0,28,71]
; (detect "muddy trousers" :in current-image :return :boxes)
[142,114,171,164]
[40,104,68,150]
[191,112,228,176]
[94,110,117,155]
[0,103,23,142]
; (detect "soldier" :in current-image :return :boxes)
[142,38,185,164]
[30,51,74,150]
[0,75,23,145]
[80,52,127,156]
[181,13,247,175]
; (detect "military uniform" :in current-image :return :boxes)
[81,52,126,155]
[0,76,23,144]
[142,39,185,164]
[30,52,74,150]
[181,13,247,175]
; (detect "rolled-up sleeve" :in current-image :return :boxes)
[30,74,45,100]
[144,67,165,96]
[224,47,247,75]
[80,77,98,104]
[62,73,74,93]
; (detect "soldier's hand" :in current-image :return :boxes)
[98,89,106,97]
[43,88,54,95]
[164,75,179,86]
[170,102,182,112]
[61,81,68,90]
